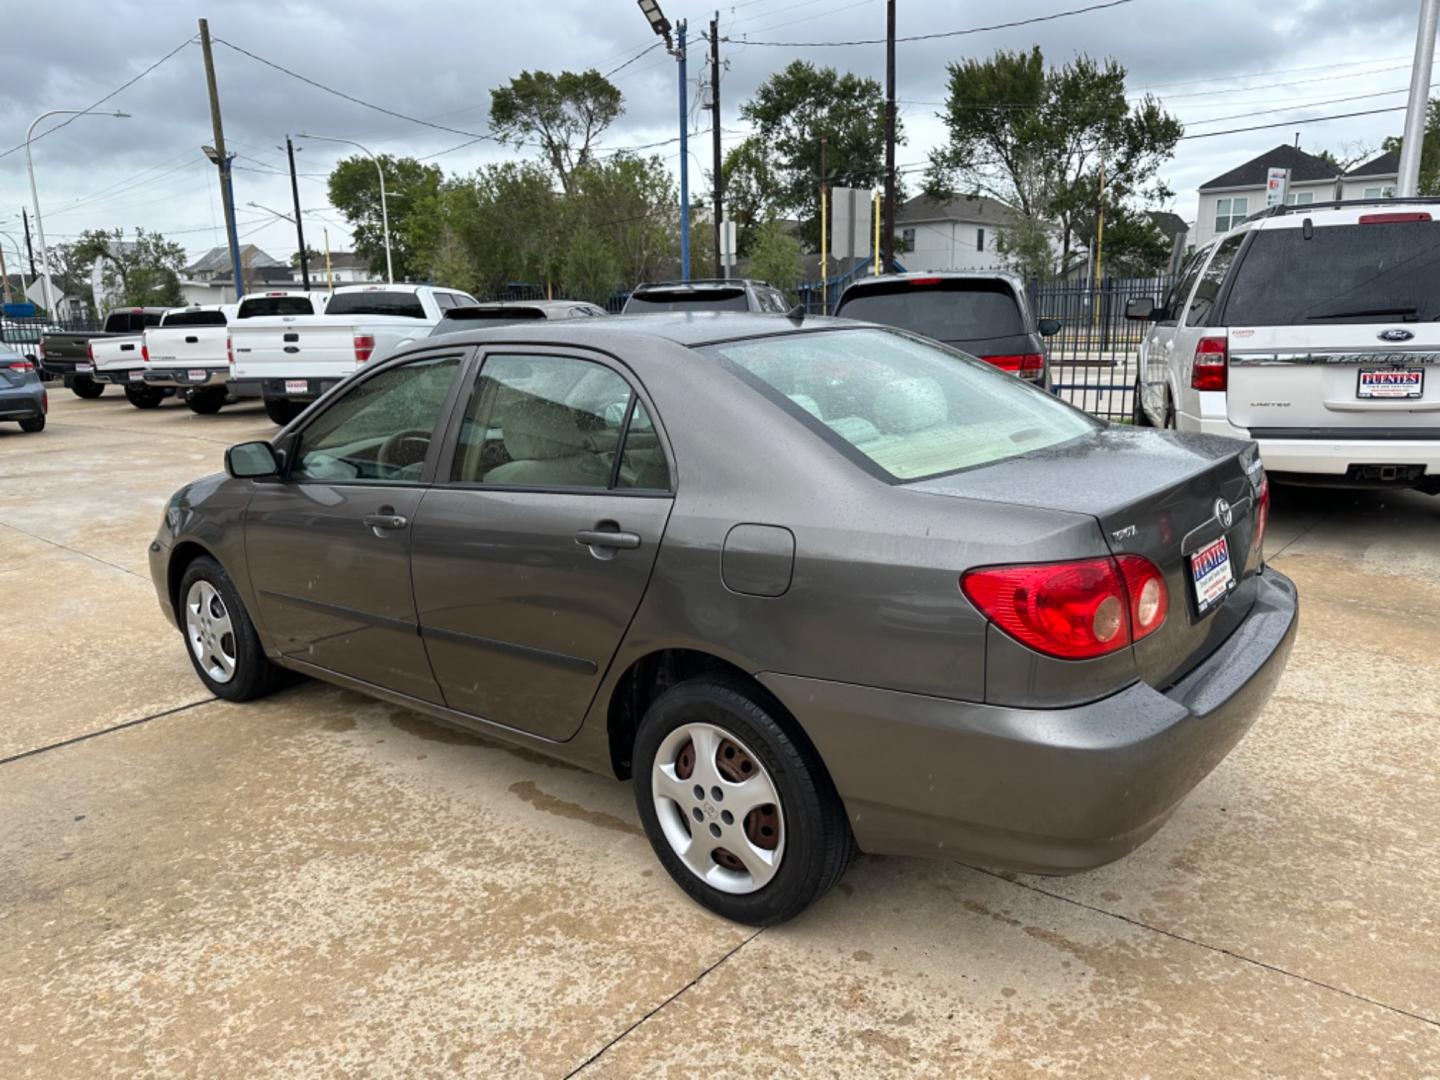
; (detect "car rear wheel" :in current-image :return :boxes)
[19,415,45,433]
[177,555,283,702]
[124,385,165,409]
[1131,380,1152,427]
[633,676,855,925]
[263,397,304,426]
[185,387,227,415]
[71,377,104,399]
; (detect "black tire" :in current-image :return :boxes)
[175,555,284,702]
[263,397,304,426]
[19,415,45,433]
[1131,380,1153,427]
[71,377,104,399]
[124,385,165,409]
[633,676,855,926]
[185,387,227,414]
[1162,388,1177,430]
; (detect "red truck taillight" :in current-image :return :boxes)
[354,334,376,363]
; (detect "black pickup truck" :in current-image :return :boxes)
[41,308,169,398]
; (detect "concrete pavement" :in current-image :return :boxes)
[2,392,1437,1077]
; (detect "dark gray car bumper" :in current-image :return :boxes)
[762,569,1298,875]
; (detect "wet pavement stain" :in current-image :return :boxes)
[507,781,644,837]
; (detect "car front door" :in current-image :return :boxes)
[410,349,675,740]
[245,350,469,704]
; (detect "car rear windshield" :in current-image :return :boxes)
[1224,219,1440,325]
[837,280,1027,342]
[161,310,227,327]
[237,297,318,318]
[704,328,1097,481]
[627,287,750,313]
[105,311,164,332]
[325,291,426,318]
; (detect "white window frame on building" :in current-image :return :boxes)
[1285,192,1314,206]
[1363,185,1396,199]
[1214,196,1249,233]
[901,228,915,253]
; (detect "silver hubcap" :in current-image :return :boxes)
[184,580,237,684]
[652,722,785,895]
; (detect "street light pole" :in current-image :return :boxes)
[25,108,129,316]
[296,133,392,283]
[1397,0,1440,197]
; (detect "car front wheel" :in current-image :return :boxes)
[177,555,283,702]
[633,676,855,925]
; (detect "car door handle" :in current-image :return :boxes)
[363,513,409,531]
[575,529,640,550]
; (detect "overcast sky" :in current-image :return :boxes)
[0,0,1430,269]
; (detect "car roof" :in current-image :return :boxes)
[840,271,1026,295]
[419,311,855,351]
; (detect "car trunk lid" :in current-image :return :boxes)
[911,426,1263,688]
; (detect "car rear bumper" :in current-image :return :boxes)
[1186,412,1440,478]
[95,368,145,385]
[0,393,45,420]
[143,367,227,388]
[260,377,341,401]
[761,569,1298,875]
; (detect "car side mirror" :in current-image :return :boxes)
[226,440,281,480]
[1125,297,1157,321]
[1037,318,1062,337]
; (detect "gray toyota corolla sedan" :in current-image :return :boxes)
[149,313,1297,925]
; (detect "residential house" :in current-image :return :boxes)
[181,244,292,304]
[894,194,1022,272]
[294,251,383,286]
[1194,144,1403,250]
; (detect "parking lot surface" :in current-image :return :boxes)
[2,393,1438,1078]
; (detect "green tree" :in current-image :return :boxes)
[1082,205,1174,278]
[928,47,1182,272]
[566,154,679,290]
[1383,99,1440,195]
[740,60,899,250]
[562,229,620,305]
[490,69,624,194]
[745,217,803,297]
[42,242,99,318]
[720,137,782,255]
[327,155,443,281]
[73,227,185,306]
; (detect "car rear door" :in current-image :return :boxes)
[410,347,675,739]
[1221,215,1440,434]
[1140,247,1210,420]
[243,349,470,704]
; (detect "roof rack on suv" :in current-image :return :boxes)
[1244,195,1440,223]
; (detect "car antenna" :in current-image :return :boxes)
[785,303,806,321]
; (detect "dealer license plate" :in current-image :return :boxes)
[76,363,92,373]
[1358,368,1423,399]
[188,369,207,381]
[128,370,144,382]
[284,379,309,395]
[1190,536,1235,615]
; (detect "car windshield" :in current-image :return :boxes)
[627,287,749,313]
[238,296,318,318]
[705,328,1097,481]
[1224,220,1440,325]
[326,291,426,318]
[837,280,1027,341]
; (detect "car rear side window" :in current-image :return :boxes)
[237,297,317,318]
[1183,234,1244,327]
[1222,220,1440,325]
[836,281,1026,342]
[706,328,1097,482]
[325,291,426,318]
[450,355,662,490]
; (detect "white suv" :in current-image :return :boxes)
[1129,199,1440,494]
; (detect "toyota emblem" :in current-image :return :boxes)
[1378,328,1414,343]
[1214,498,1234,529]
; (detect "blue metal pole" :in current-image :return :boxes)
[677,20,690,281]
[221,154,245,299]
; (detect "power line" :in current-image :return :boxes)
[1142,60,1431,102]
[1185,87,1410,127]
[604,40,665,78]
[1131,53,1413,93]
[1177,105,1408,141]
[0,36,195,161]
[723,0,1134,46]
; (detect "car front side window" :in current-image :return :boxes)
[291,356,461,484]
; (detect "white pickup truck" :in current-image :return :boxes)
[92,317,178,408]
[229,283,477,424]
[140,305,235,413]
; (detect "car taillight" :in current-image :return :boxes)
[42,388,48,413]
[1192,335,1227,391]
[226,335,234,365]
[86,342,94,362]
[1254,472,1270,559]
[961,554,1168,660]
[981,353,1046,381]
[141,343,150,363]
[354,334,376,363]
[6,360,34,372]
[1358,212,1431,224]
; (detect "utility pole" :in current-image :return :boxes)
[22,210,36,278]
[286,136,311,289]
[199,18,246,300]
[1398,0,1439,197]
[0,245,11,305]
[710,13,723,278]
[820,135,829,311]
[678,19,690,281]
[881,0,897,274]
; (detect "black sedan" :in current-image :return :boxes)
[149,313,1296,925]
